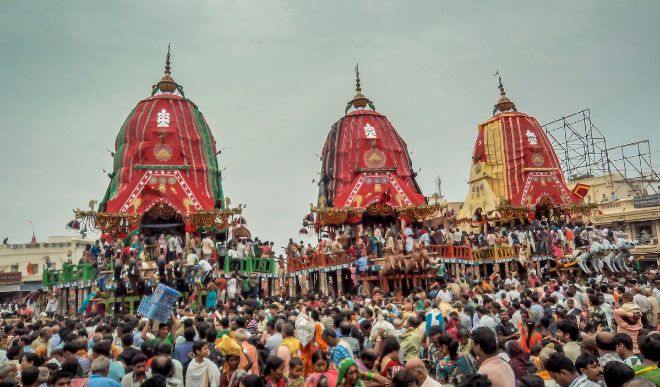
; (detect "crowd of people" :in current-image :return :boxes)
[7,219,658,387]
[3,255,660,387]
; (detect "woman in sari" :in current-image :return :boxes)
[335,358,364,387]
[263,356,287,387]
[218,336,254,387]
[518,312,542,353]
[304,373,330,387]
[377,338,403,379]
[309,351,337,387]
[434,334,460,384]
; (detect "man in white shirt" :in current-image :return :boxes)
[198,259,213,283]
[185,341,220,387]
[475,306,497,334]
[504,273,520,288]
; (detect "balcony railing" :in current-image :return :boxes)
[42,263,97,287]
[286,244,526,274]
[43,256,277,287]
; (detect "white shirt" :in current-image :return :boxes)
[436,289,452,303]
[199,259,212,273]
[478,314,497,334]
[421,375,443,387]
[227,278,237,294]
[185,358,220,387]
[508,290,521,301]
[504,277,520,287]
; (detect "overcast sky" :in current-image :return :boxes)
[1,1,659,250]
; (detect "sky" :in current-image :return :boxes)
[1,1,659,251]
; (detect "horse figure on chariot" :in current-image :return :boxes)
[573,224,636,275]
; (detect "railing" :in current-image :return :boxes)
[224,256,276,274]
[287,252,355,273]
[43,255,277,288]
[286,244,525,274]
[42,263,97,287]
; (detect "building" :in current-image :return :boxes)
[0,235,91,296]
[569,174,660,260]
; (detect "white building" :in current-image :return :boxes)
[0,235,92,294]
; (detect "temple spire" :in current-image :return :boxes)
[155,44,178,94]
[164,44,171,76]
[347,62,374,113]
[493,70,516,115]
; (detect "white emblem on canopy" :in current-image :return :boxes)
[157,109,171,128]
[364,123,377,139]
[525,130,538,145]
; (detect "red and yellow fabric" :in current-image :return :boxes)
[460,111,584,219]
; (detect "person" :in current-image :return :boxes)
[475,306,496,334]
[507,340,533,381]
[392,369,419,387]
[631,333,660,384]
[172,327,195,370]
[613,301,643,354]
[472,327,515,387]
[120,354,147,387]
[240,374,266,387]
[555,319,581,364]
[185,340,221,387]
[322,328,352,369]
[595,332,624,366]
[434,334,459,384]
[543,352,599,387]
[49,370,73,387]
[263,356,286,387]
[405,357,442,387]
[206,283,218,311]
[399,317,422,362]
[602,361,634,387]
[308,350,338,386]
[151,355,183,387]
[275,323,300,375]
[88,357,122,387]
[495,309,518,348]
[21,366,40,387]
[614,333,640,366]
[219,335,254,387]
[287,357,305,387]
[378,337,403,379]
[574,353,603,385]
[335,358,364,387]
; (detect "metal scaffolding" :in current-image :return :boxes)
[541,109,609,181]
[603,140,659,196]
[542,109,659,197]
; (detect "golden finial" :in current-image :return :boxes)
[350,62,369,110]
[493,70,516,115]
[164,44,171,75]
[156,44,177,94]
